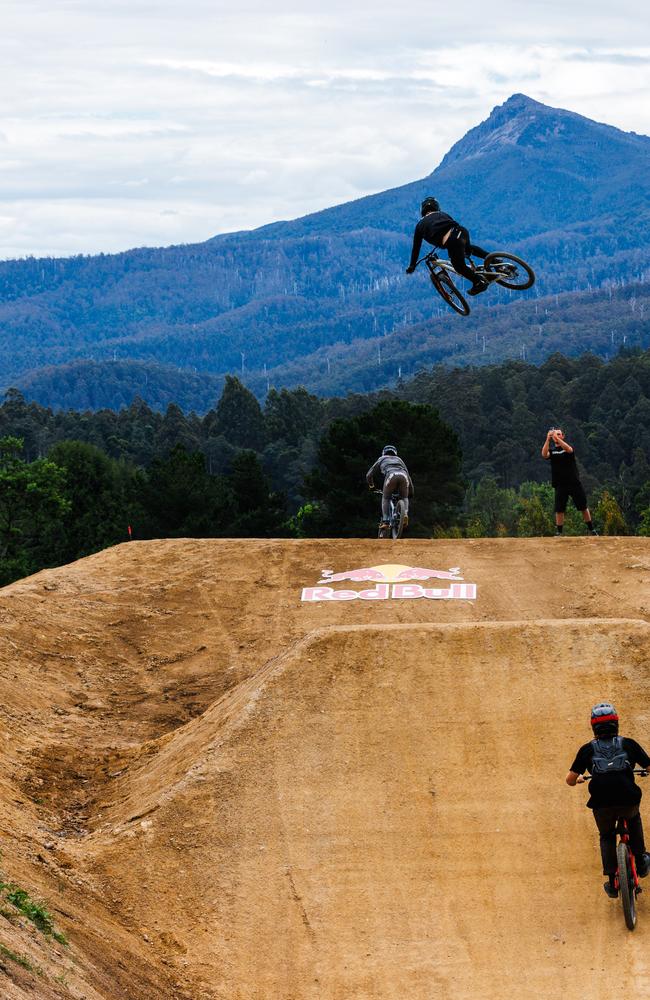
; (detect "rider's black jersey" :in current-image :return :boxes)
[570,738,650,809]
[546,444,581,488]
[366,455,412,492]
[408,211,459,268]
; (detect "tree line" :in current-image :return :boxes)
[2,348,650,585]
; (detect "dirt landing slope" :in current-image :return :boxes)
[81,619,650,1000]
[0,538,649,998]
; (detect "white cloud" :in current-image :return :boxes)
[0,1,649,257]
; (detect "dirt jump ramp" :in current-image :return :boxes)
[1,538,650,998]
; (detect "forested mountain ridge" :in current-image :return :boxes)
[1,94,649,408]
[14,277,648,410]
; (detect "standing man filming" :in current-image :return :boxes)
[541,427,597,535]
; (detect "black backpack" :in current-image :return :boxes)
[590,736,630,776]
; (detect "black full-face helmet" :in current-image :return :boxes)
[421,197,440,216]
[382,445,397,456]
[591,702,619,738]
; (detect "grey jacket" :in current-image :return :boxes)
[366,455,413,494]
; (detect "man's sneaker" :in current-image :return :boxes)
[467,279,488,297]
[637,853,650,878]
[587,528,599,536]
[555,529,563,536]
[603,880,618,899]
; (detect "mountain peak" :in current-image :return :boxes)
[439,94,561,167]
[500,93,546,112]
[437,93,650,170]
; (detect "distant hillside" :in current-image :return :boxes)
[2,93,650,409]
[16,359,224,414]
[13,279,649,410]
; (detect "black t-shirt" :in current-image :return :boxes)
[408,212,459,268]
[570,737,650,809]
[548,443,580,488]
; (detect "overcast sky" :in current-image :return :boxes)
[1,0,649,258]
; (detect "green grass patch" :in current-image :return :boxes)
[0,882,67,945]
[0,940,35,971]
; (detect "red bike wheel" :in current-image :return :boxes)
[430,270,470,316]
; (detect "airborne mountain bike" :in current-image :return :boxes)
[374,490,408,540]
[582,769,648,930]
[414,249,535,316]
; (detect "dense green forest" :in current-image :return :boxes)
[2,347,650,585]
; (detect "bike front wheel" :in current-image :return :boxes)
[617,842,637,930]
[483,252,535,290]
[391,500,408,539]
[430,269,470,316]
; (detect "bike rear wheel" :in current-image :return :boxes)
[391,500,408,539]
[430,269,470,316]
[483,252,535,290]
[617,841,637,930]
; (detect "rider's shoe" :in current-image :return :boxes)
[379,521,390,530]
[402,514,409,528]
[468,278,488,296]
[636,853,650,877]
[603,879,618,899]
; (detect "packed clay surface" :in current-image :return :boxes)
[1,538,650,998]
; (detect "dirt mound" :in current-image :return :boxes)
[1,538,650,997]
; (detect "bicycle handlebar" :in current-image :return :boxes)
[415,251,438,267]
[579,769,649,782]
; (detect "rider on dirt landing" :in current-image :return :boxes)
[366,445,413,532]
[405,197,490,296]
[566,703,650,899]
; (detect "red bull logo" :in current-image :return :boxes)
[301,563,476,602]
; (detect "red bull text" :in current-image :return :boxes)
[301,563,477,602]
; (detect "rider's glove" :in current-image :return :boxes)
[405,266,416,275]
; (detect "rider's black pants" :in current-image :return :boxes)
[593,806,646,874]
[443,226,488,285]
[381,472,409,521]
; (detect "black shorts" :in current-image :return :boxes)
[554,482,587,513]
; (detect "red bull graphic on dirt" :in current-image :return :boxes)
[301,563,477,602]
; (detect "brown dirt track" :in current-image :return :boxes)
[1,536,650,998]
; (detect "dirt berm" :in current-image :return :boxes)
[1,537,650,999]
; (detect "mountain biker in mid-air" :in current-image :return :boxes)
[566,702,650,898]
[366,445,413,533]
[405,197,491,296]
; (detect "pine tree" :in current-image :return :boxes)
[215,376,266,450]
[303,400,463,537]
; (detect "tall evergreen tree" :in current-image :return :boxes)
[214,376,266,450]
[303,400,464,537]
[225,450,287,537]
[0,437,69,584]
[46,440,135,562]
